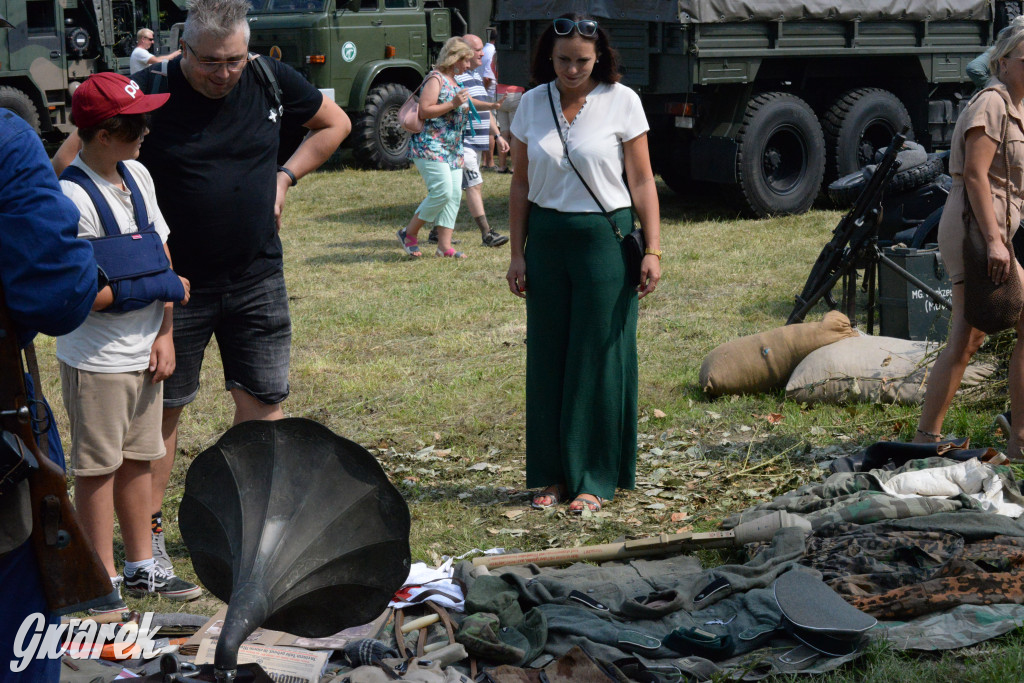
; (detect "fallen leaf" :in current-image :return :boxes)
[467,462,490,471]
[504,509,526,520]
[653,409,667,419]
[766,413,784,425]
[670,511,688,522]
[433,432,442,441]
[706,411,721,420]
[646,503,666,510]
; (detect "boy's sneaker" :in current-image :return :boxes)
[124,564,202,601]
[152,530,173,572]
[88,576,127,616]
[481,230,509,247]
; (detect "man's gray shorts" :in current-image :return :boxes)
[163,269,291,408]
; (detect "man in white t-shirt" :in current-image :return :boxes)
[130,29,181,76]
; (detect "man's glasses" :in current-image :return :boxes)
[553,18,598,37]
[182,41,248,73]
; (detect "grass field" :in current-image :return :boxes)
[44,161,1021,681]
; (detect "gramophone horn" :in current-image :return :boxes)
[179,418,411,679]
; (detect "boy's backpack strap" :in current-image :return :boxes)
[248,53,283,114]
[58,166,120,238]
[116,162,152,231]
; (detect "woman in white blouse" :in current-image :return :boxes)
[506,15,661,514]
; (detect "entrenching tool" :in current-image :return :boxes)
[472,510,811,569]
[177,418,411,682]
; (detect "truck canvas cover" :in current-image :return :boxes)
[495,0,991,23]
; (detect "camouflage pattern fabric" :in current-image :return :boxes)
[847,570,1024,620]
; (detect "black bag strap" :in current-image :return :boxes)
[248,53,283,114]
[59,163,152,237]
[546,82,625,240]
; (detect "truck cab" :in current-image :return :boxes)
[247,0,454,168]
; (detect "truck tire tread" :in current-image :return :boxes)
[735,91,825,217]
[351,82,412,170]
[822,87,912,181]
[827,153,945,206]
[0,86,42,133]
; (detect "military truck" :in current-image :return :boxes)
[246,0,490,169]
[493,0,1019,216]
[0,0,185,139]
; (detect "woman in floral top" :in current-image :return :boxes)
[397,37,474,258]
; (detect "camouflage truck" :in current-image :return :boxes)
[494,0,1021,216]
[246,0,490,169]
[0,0,186,139]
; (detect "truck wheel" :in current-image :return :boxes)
[352,83,412,170]
[735,92,825,217]
[997,1,1022,31]
[0,86,41,133]
[823,88,912,181]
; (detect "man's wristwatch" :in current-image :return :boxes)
[277,166,297,186]
[644,248,663,259]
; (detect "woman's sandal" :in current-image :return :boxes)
[568,494,603,515]
[531,485,565,510]
[435,247,467,259]
[396,228,421,257]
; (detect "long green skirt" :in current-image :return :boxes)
[524,204,639,501]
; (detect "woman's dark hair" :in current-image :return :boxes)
[74,112,149,143]
[529,13,621,85]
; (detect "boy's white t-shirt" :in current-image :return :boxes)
[56,155,172,373]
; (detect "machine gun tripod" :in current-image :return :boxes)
[788,130,952,329]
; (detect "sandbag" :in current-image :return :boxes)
[699,310,857,397]
[785,334,996,405]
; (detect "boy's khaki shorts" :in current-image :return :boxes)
[60,362,166,476]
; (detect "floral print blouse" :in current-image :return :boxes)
[408,71,468,169]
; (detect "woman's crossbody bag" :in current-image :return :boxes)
[547,82,646,288]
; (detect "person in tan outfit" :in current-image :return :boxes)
[915,18,1024,457]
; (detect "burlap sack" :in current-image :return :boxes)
[785,334,996,405]
[698,310,857,397]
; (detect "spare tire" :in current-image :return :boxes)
[827,153,945,207]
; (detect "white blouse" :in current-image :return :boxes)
[511,80,649,213]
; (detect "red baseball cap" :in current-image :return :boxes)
[72,72,169,129]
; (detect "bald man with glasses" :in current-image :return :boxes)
[130,29,181,75]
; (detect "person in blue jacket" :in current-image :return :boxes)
[0,30,102,677]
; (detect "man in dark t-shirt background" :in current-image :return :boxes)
[53,0,351,574]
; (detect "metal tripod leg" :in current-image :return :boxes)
[876,249,952,310]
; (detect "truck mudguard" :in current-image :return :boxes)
[349,59,423,111]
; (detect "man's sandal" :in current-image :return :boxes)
[396,228,421,257]
[568,494,603,514]
[531,485,565,510]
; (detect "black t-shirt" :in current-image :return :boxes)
[135,57,322,293]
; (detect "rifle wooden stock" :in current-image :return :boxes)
[472,510,811,569]
[0,290,114,615]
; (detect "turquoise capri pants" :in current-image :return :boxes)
[413,158,463,229]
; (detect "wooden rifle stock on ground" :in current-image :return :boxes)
[472,510,811,569]
[0,290,115,614]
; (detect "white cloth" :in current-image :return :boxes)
[389,561,465,611]
[130,46,155,75]
[510,81,648,213]
[56,156,171,373]
[875,459,1024,518]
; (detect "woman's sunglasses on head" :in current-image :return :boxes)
[553,18,599,37]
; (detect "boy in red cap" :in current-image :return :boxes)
[56,72,200,611]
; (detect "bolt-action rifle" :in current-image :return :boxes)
[472,510,810,569]
[0,287,116,614]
